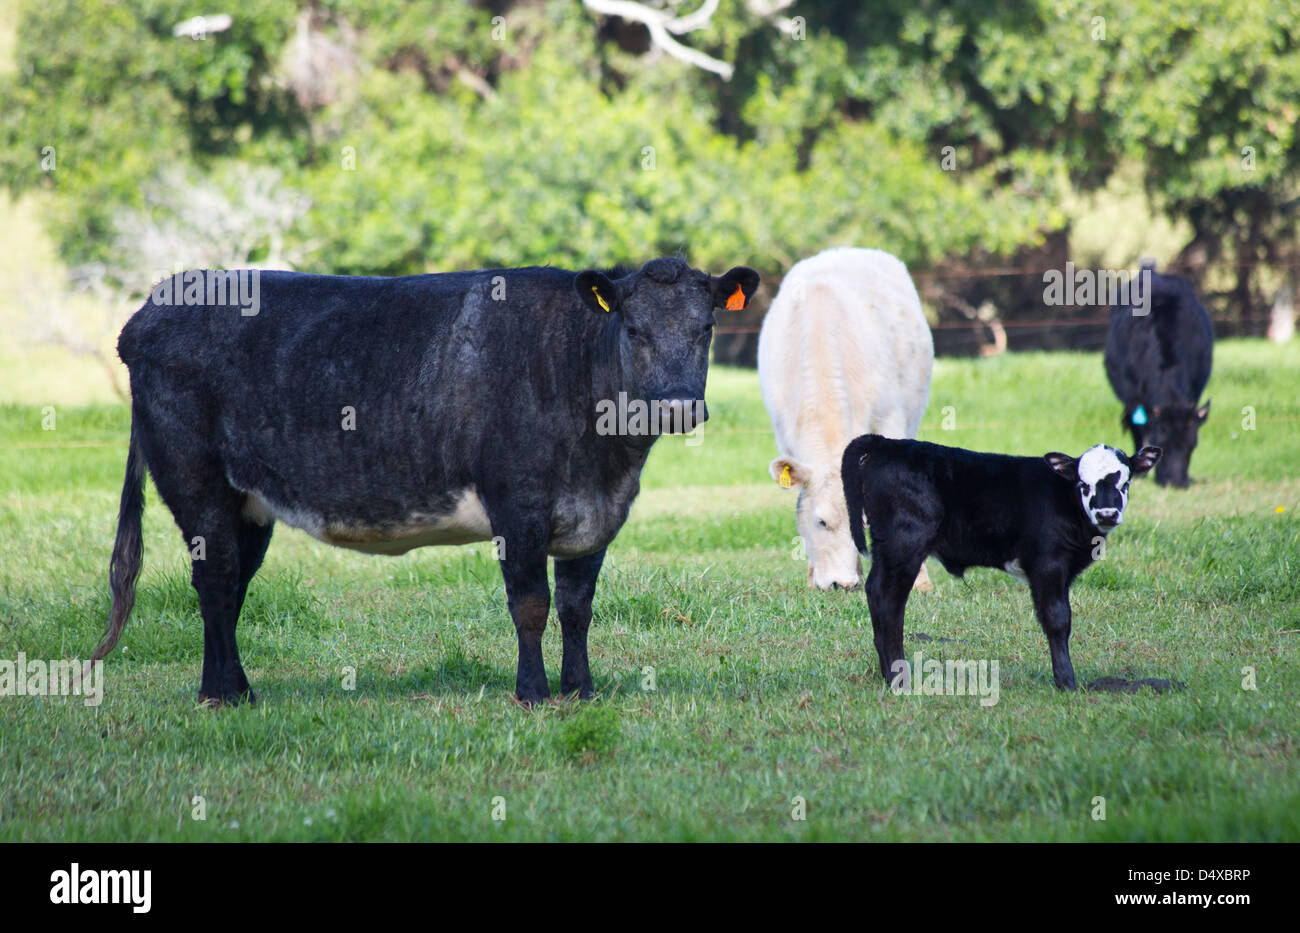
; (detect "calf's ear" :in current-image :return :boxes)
[575,271,620,315]
[1044,452,1078,481]
[1130,446,1162,475]
[1196,399,1211,423]
[711,267,761,311]
[769,456,810,490]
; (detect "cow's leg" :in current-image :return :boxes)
[865,546,926,687]
[187,500,258,706]
[131,398,260,706]
[188,519,272,706]
[493,513,553,705]
[1028,569,1076,690]
[235,519,274,614]
[554,548,605,699]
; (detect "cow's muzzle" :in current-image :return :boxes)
[656,392,708,433]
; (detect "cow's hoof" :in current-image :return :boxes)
[197,689,257,708]
[560,679,594,700]
[512,689,551,709]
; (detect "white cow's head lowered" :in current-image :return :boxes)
[1045,444,1162,532]
[769,456,860,590]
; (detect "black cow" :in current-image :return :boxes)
[1104,264,1212,487]
[94,258,760,706]
[842,435,1161,690]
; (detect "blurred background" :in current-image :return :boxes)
[1,0,1297,404]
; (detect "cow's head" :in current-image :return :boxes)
[1125,401,1209,488]
[1045,444,1162,532]
[577,259,759,435]
[768,456,860,590]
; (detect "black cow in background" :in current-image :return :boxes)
[94,258,760,706]
[1104,262,1212,487]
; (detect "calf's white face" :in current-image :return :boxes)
[1045,443,1162,533]
[1076,446,1130,530]
[770,457,861,590]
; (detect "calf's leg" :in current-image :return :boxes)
[866,547,926,687]
[1029,570,1076,690]
[554,548,606,699]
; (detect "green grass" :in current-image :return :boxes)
[1,341,1298,841]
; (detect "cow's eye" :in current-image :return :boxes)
[1077,482,1088,492]
[626,326,642,341]
[817,518,828,529]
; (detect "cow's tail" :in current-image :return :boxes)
[92,418,146,664]
[841,434,879,556]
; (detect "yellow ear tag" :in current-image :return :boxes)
[592,287,610,313]
[779,464,792,488]
[725,283,746,311]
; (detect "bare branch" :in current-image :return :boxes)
[745,0,795,13]
[582,0,734,80]
[664,0,720,34]
[172,14,233,40]
[455,66,498,101]
[940,289,1007,357]
[746,0,800,35]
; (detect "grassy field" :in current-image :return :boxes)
[0,339,1298,842]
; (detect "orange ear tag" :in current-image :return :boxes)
[725,284,746,311]
[779,464,792,488]
[592,287,611,312]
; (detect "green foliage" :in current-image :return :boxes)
[2,0,1298,290]
[298,39,1045,275]
[0,0,302,266]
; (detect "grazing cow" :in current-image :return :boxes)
[94,258,760,706]
[1104,264,1212,487]
[758,248,934,590]
[841,435,1161,690]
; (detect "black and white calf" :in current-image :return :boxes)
[95,258,759,706]
[841,436,1161,690]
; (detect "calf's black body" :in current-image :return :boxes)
[96,259,758,705]
[842,435,1159,690]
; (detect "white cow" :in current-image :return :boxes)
[758,247,934,590]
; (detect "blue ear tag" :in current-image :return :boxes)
[1132,405,1148,426]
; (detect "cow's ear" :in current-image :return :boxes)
[1130,446,1162,475]
[575,271,619,315]
[769,456,809,490]
[1044,452,1078,481]
[1196,399,1211,423]
[711,266,761,311]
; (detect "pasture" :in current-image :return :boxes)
[1,341,1297,841]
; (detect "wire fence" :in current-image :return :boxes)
[714,258,1294,356]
